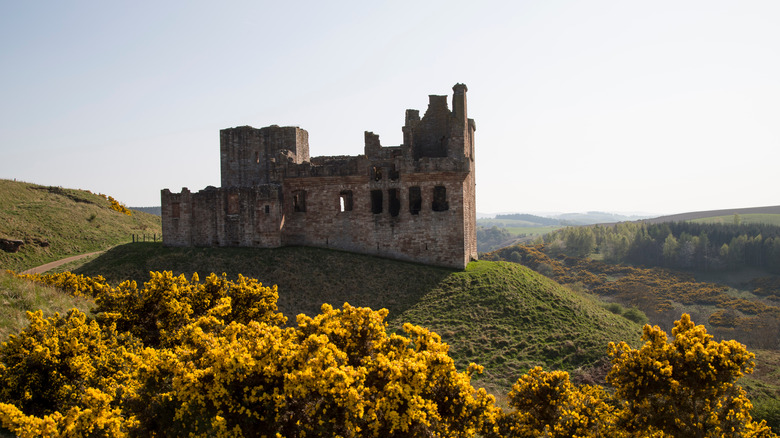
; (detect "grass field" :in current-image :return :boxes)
[503,225,562,236]
[0,179,161,272]
[691,213,780,226]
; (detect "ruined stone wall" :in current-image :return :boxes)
[277,170,470,268]
[221,126,309,187]
[161,188,193,246]
[162,84,477,269]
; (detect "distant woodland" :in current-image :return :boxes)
[542,221,780,273]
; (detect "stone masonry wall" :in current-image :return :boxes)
[162,84,477,269]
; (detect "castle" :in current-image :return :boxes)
[161,84,477,269]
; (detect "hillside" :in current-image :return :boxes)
[390,261,642,392]
[0,179,161,272]
[70,243,641,393]
[643,205,780,224]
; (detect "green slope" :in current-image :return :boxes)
[392,260,642,392]
[0,179,161,271]
[691,213,780,226]
[71,243,642,393]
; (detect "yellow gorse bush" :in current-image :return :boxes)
[1,271,777,437]
[97,193,132,215]
[607,314,774,437]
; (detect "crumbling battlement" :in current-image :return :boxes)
[161,84,477,269]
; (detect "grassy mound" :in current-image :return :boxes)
[392,261,641,392]
[72,244,642,393]
[0,179,161,271]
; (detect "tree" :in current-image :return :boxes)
[662,234,679,266]
[607,314,774,437]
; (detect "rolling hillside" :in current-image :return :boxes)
[643,205,780,224]
[69,243,642,393]
[0,179,161,272]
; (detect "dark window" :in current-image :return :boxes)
[371,190,383,214]
[389,168,400,181]
[388,189,400,217]
[432,186,448,212]
[171,202,180,218]
[265,205,270,214]
[228,193,239,214]
[372,166,383,181]
[339,190,353,212]
[409,187,421,215]
[293,190,306,212]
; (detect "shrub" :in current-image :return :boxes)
[753,398,780,434]
[622,307,648,325]
[604,302,624,315]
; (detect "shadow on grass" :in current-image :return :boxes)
[74,242,455,321]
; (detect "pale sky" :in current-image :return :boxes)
[1,1,778,216]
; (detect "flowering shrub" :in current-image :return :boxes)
[96,193,132,215]
[607,314,774,437]
[10,271,108,298]
[489,367,620,437]
[0,310,142,437]
[0,270,776,437]
[139,303,497,437]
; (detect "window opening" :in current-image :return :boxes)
[388,189,400,217]
[265,205,270,214]
[371,190,383,214]
[339,190,353,212]
[409,186,421,215]
[389,168,400,181]
[372,166,383,181]
[432,186,448,211]
[293,190,306,212]
[171,202,180,218]
[228,193,239,214]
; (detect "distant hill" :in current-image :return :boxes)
[494,213,560,226]
[130,206,161,216]
[70,243,641,393]
[0,179,162,272]
[480,211,654,227]
[643,205,780,225]
[557,211,653,225]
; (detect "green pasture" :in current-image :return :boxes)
[691,214,780,226]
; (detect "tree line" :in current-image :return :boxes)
[543,221,780,273]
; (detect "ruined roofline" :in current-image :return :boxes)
[220,124,303,130]
[161,83,476,269]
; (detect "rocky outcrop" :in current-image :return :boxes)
[0,239,24,253]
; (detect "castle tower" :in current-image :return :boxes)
[164,84,477,269]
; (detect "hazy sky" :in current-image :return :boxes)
[1,1,778,215]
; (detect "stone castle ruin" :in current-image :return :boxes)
[161,84,477,269]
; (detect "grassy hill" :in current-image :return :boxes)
[643,205,780,224]
[391,260,642,392]
[0,179,161,272]
[68,243,642,393]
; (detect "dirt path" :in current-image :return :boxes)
[21,251,106,274]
